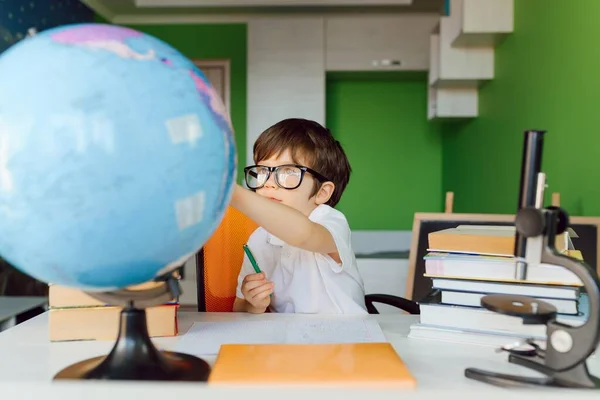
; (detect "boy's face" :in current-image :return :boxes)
[254,149,323,216]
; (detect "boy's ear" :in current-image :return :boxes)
[314,182,335,205]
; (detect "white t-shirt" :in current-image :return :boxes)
[235,204,367,314]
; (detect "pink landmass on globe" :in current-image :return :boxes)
[51,25,142,43]
[189,70,232,128]
[52,26,231,128]
[52,25,155,61]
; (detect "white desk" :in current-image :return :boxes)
[0,311,598,398]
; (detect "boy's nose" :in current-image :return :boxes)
[264,172,277,188]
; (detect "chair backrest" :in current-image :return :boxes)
[195,206,258,312]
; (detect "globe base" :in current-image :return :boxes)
[53,306,210,381]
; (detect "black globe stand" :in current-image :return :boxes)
[54,272,210,381]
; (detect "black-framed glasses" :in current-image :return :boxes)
[244,164,330,190]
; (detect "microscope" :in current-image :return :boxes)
[464,130,600,388]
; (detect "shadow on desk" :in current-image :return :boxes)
[15,305,46,324]
[0,259,49,331]
[0,296,48,332]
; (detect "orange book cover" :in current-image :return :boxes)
[208,342,416,388]
[428,226,568,256]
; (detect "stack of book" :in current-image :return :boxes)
[409,225,588,347]
[48,283,179,342]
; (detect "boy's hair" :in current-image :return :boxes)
[253,118,351,207]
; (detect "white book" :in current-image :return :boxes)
[418,296,586,338]
[408,322,546,348]
[424,252,582,286]
[431,277,580,300]
[440,290,579,315]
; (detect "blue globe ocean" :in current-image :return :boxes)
[0,24,236,291]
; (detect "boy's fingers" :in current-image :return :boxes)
[242,279,266,293]
[243,272,265,282]
[251,286,274,302]
[247,282,274,298]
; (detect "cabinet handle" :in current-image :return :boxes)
[381,59,402,67]
[373,59,402,67]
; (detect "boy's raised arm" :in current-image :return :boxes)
[230,184,338,256]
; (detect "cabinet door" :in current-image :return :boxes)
[247,17,325,165]
[428,86,478,120]
[325,15,439,71]
[194,60,230,113]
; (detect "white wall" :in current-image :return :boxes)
[246,17,326,165]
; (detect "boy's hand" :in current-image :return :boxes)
[241,272,274,311]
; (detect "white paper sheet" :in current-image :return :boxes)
[173,319,387,355]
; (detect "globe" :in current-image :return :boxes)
[0,23,237,292]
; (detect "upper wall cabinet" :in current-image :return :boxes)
[325,15,439,72]
[429,14,494,87]
[427,0,513,120]
[451,0,514,47]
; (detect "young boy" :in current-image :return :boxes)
[229,118,367,314]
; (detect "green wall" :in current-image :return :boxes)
[443,0,600,217]
[327,74,444,230]
[95,19,444,230]
[123,24,247,183]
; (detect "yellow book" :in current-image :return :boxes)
[567,250,583,261]
[208,342,416,388]
[49,304,178,341]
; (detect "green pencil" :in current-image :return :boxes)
[243,244,272,298]
[243,244,261,274]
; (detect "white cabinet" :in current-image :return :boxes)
[244,5,513,124]
[430,0,495,88]
[451,0,514,47]
[428,86,478,120]
[246,17,325,165]
[428,31,478,119]
[325,15,439,71]
[428,32,440,86]
[427,0,513,119]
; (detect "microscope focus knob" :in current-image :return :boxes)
[515,207,545,238]
[546,206,569,235]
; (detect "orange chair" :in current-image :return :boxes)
[195,207,419,314]
[194,206,258,312]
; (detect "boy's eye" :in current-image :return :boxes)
[256,169,269,178]
[279,167,297,175]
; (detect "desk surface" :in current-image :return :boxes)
[0,311,598,398]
